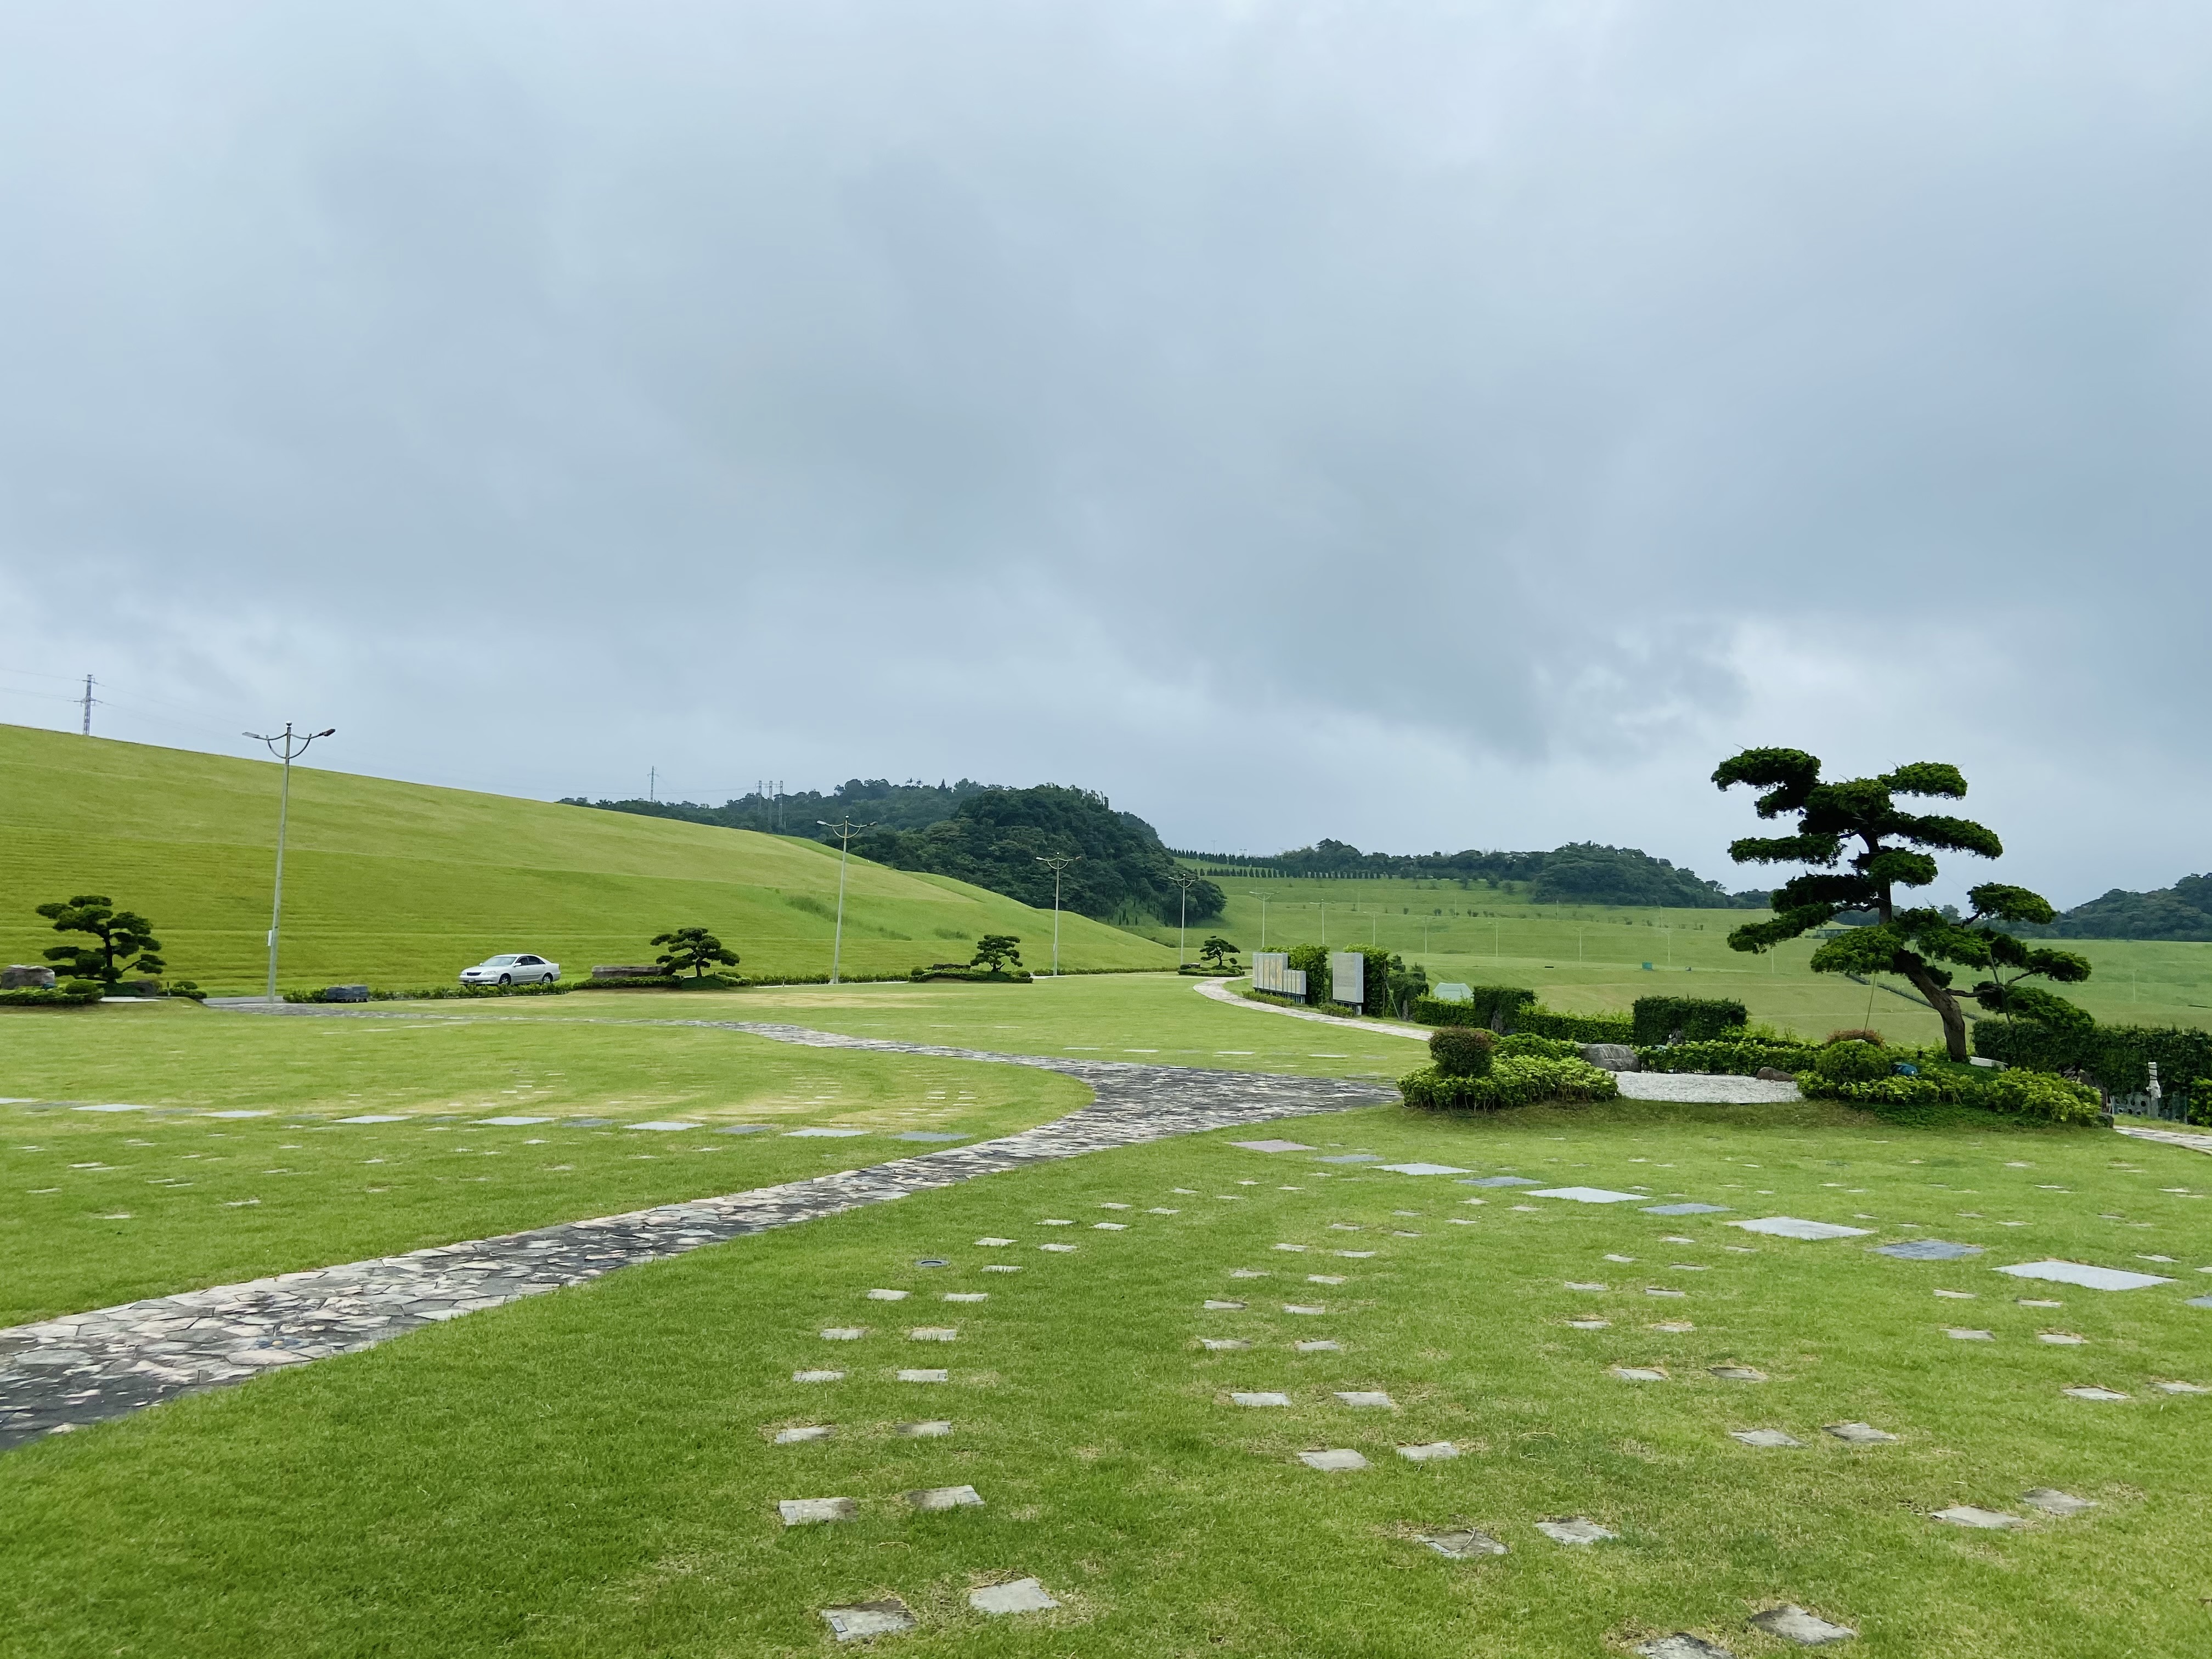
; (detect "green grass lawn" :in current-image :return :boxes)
[1134,873,2212,1044]
[0,722,1172,991]
[0,1003,1087,1324]
[510,971,1427,1078]
[4,1097,2207,1656]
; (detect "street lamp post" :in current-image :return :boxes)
[1164,868,1201,966]
[1244,893,1269,951]
[817,817,875,984]
[1033,854,1079,977]
[244,723,335,1002]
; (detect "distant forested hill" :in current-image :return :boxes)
[1177,837,1768,909]
[564,780,1223,928]
[2023,874,2212,941]
[855,785,1225,927]
[560,778,983,836]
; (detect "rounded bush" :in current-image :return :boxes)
[63,979,105,997]
[1816,1040,1893,1084]
[1979,1069,2102,1125]
[1429,1026,1494,1078]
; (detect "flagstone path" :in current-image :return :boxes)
[0,1011,1393,1449]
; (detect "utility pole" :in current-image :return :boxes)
[817,817,874,984]
[648,766,657,802]
[1164,868,1201,966]
[1246,893,1269,951]
[80,674,97,735]
[244,722,336,1001]
[1034,855,1080,978]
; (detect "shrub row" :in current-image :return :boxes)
[1799,1063,2101,1126]
[284,982,574,1003]
[1409,991,1631,1045]
[909,967,1035,983]
[0,984,106,1007]
[1400,1053,1622,1113]
[1630,996,1748,1045]
[1973,1019,2212,1097]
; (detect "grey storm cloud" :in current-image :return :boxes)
[2,1,2208,903]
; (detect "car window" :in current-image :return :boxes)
[484,955,518,966]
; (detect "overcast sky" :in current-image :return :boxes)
[3,2,2207,907]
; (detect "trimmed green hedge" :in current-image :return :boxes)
[1400,1053,1621,1112]
[1516,1007,1635,1043]
[1632,996,1749,1045]
[1798,1060,2100,1125]
[1637,1039,1821,1076]
[284,983,574,1003]
[1,985,105,1007]
[1410,991,1632,1044]
[1974,1019,2212,1097]
[1494,1034,1583,1061]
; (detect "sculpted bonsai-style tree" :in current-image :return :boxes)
[1198,935,1239,971]
[1712,749,2090,1061]
[652,925,741,980]
[36,895,164,987]
[968,934,1023,974]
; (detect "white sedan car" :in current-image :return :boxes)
[459,953,560,986]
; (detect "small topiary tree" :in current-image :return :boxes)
[1199,935,1239,971]
[652,926,741,980]
[969,934,1023,974]
[1713,748,2091,1061]
[36,895,163,988]
[1429,1026,1495,1078]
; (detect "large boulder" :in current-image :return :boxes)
[1579,1042,1640,1073]
[2,965,56,990]
[323,984,371,1002]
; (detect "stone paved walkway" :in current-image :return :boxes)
[0,1011,1393,1449]
[2114,1122,2212,1156]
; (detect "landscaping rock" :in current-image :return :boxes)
[323,985,369,1002]
[1581,1043,1640,1071]
[591,965,664,980]
[1,966,55,989]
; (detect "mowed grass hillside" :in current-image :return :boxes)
[1141,873,2212,1042]
[0,725,1173,992]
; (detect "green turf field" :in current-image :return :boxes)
[0,1003,1086,1324]
[1134,873,2212,1042]
[4,1096,2205,1657]
[0,723,1173,992]
[524,972,1426,1076]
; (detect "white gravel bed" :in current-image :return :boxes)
[1614,1072,1803,1103]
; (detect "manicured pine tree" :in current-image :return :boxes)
[1712,748,2090,1060]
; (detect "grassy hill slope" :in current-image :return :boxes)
[0,725,1173,992]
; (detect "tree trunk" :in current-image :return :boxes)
[1900,962,1970,1060]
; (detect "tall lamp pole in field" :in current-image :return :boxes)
[1033,854,1080,978]
[1164,868,1202,966]
[818,817,875,985]
[244,723,335,1002]
[1245,893,1269,951]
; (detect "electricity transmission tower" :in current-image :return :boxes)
[244,722,336,1001]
